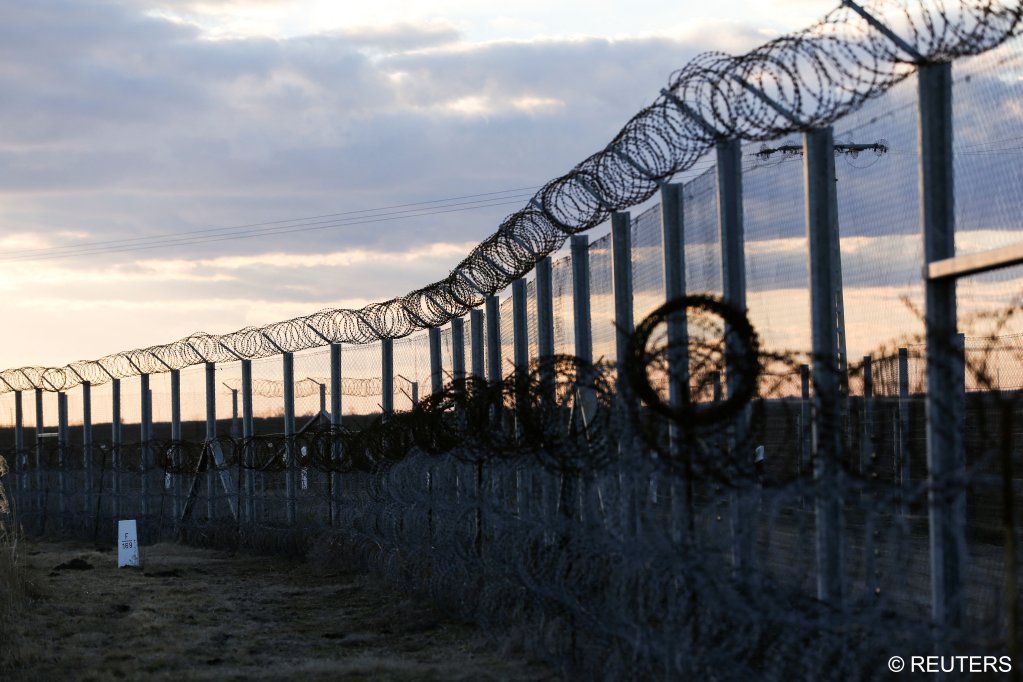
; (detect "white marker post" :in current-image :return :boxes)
[118,519,140,568]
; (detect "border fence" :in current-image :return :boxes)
[2,1,1023,679]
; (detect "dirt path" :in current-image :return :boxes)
[4,540,556,681]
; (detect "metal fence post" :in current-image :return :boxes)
[718,138,751,574]
[35,387,44,515]
[485,295,502,386]
[511,277,530,515]
[170,369,182,522]
[170,370,181,442]
[571,235,593,369]
[660,185,689,454]
[512,279,529,374]
[469,310,485,382]
[82,381,92,517]
[382,339,394,418]
[229,388,239,438]
[111,379,121,519]
[612,211,637,534]
[13,391,24,515]
[329,343,342,526]
[612,212,635,376]
[800,364,811,510]
[805,125,844,606]
[57,391,68,526]
[861,356,874,479]
[566,235,592,523]
[140,373,150,519]
[919,60,964,628]
[429,327,444,397]
[204,362,216,521]
[241,359,254,523]
[536,256,555,399]
[451,318,466,384]
[283,351,296,526]
[898,348,910,516]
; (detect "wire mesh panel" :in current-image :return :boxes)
[393,333,430,409]
[589,232,614,364]
[500,294,515,374]
[682,167,723,300]
[552,255,575,356]
[743,150,810,358]
[631,204,665,324]
[4,9,1023,681]
[526,278,539,362]
[341,341,383,416]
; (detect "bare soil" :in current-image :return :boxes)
[3,540,557,681]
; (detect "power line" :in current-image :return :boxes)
[0,188,540,263]
[23,199,532,262]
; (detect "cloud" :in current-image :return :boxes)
[332,22,461,51]
[0,2,748,282]
[1,0,1021,378]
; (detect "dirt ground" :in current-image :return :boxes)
[2,540,557,681]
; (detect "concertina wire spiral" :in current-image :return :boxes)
[2,0,1019,394]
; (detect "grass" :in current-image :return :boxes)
[0,455,28,671]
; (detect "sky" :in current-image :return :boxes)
[2,0,1022,386]
[0,0,836,371]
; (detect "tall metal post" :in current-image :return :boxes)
[485,295,502,386]
[329,343,342,525]
[861,356,874,478]
[170,369,182,521]
[451,318,466,384]
[204,362,216,521]
[718,138,751,574]
[111,379,121,518]
[536,256,555,396]
[805,125,844,605]
[241,359,254,523]
[612,212,636,466]
[566,235,593,522]
[612,213,635,374]
[800,365,811,482]
[919,61,964,628]
[229,389,239,438]
[718,138,747,392]
[512,279,529,374]
[469,310,485,381]
[170,370,181,441]
[429,327,444,397]
[139,373,151,519]
[56,392,68,524]
[612,211,640,534]
[13,391,24,512]
[381,339,394,418]
[82,382,92,517]
[283,351,297,526]
[511,277,531,513]
[661,185,689,439]
[898,348,910,515]
[329,345,342,426]
[570,235,593,369]
[800,364,811,512]
[52,392,65,522]
[34,388,44,513]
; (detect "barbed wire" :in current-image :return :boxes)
[220,376,407,400]
[0,0,1018,394]
[7,297,1018,678]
